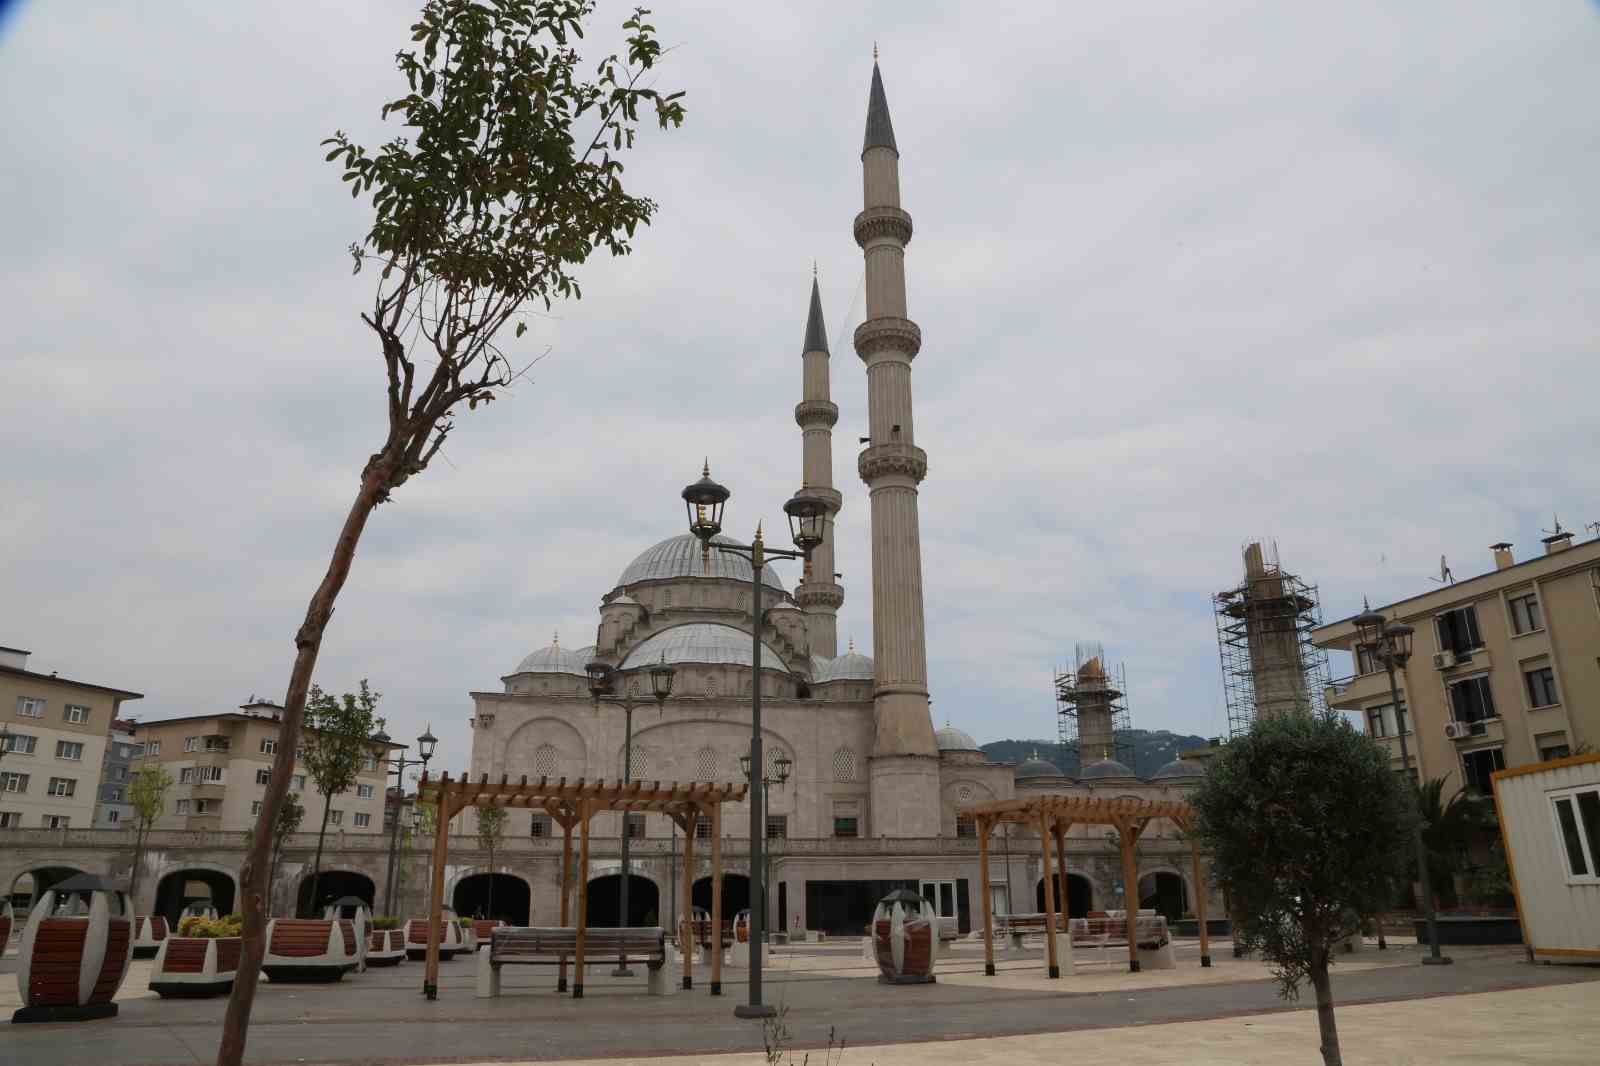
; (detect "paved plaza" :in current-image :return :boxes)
[3,939,1597,1065]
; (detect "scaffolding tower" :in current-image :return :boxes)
[1055,641,1135,772]
[1214,541,1331,738]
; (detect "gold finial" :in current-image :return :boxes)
[552,631,560,648]
[813,259,818,278]
[848,636,855,653]
[754,520,764,544]
[702,457,710,478]
[873,41,879,62]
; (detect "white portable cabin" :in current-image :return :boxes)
[1493,753,1600,963]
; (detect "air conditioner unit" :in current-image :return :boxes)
[1433,650,1457,670]
[1444,721,1468,740]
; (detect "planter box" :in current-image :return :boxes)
[367,928,406,967]
[261,918,357,982]
[149,936,241,997]
[132,916,170,959]
[13,885,133,1023]
[405,916,463,961]
[1413,915,1523,946]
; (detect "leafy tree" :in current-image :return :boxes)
[1416,777,1490,909]
[127,763,175,904]
[220,2,683,1058]
[476,803,508,917]
[299,682,384,916]
[1190,713,1412,1066]
[243,791,304,915]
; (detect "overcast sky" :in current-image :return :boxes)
[3,2,1597,772]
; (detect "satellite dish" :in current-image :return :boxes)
[1428,555,1454,585]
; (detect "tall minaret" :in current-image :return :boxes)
[793,272,845,658]
[855,57,941,837]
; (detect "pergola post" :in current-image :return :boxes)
[1119,819,1141,973]
[1191,838,1212,967]
[1052,818,1070,920]
[977,814,995,976]
[680,809,696,990]
[574,799,591,999]
[1038,810,1060,979]
[710,801,723,996]
[558,815,573,992]
[423,773,451,1001]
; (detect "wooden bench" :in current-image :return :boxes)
[1069,914,1173,967]
[477,926,676,998]
[261,919,356,982]
[405,916,463,960]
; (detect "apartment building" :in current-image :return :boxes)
[93,718,141,828]
[131,700,398,832]
[1314,531,1600,798]
[0,647,143,829]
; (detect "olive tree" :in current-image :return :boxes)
[219,3,684,1060]
[127,763,175,904]
[300,682,384,915]
[476,803,508,918]
[1189,713,1412,1066]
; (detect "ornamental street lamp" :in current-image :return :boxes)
[375,732,422,917]
[682,463,821,1018]
[588,655,676,976]
[741,748,792,946]
[1353,609,1450,966]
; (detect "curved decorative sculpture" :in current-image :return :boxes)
[13,873,134,1023]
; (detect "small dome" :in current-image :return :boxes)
[607,594,641,607]
[770,601,802,612]
[812,647,874,682]
[1015,750,1062,779]
[1080,758,1138,780]
[1152,758,1205,780]
[617,534,786,591]
[935,725,979,752]
[620,623,787,671]
[512,639,594,676]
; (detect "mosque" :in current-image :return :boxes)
[463,60,1213,936]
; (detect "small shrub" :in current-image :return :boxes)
[179,914,244,938]
[457,917,474,928]
[371,915,403,930]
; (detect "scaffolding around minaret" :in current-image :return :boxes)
[1054,642,1135,769]
[1214,541,1332,737]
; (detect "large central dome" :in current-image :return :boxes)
[616,533,787,591]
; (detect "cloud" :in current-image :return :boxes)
[3,1,1597,769]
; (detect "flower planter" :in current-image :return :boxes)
[405,915,464,961]
[132,915,170,960]
[261,918,357,982]
[459,924,479,953]
[149,936,241,997]
[470,919,504,950]
[872,888,937,985]
[324,900,371,973]
[13,875,133,1023]
[367,928,406,966]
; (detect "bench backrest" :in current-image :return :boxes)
[268,919,335,958]
[491,926,664,961]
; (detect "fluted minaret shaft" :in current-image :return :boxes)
[794,276,844,658]
[855,59,940,820]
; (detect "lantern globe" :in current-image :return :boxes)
[682,465,731,545]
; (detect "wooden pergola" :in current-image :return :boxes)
[961,794,1210,976]
[415,771,749,999]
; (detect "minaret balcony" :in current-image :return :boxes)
[858,442,928,483]
[794,399,839,429]
[854,205,914,248]
[794,582,845,611]
[854,317,921,361]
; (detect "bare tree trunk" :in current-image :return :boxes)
[129,824,146,907]
[1309,955,1342,1066]
[306,797,333,917]
[215,467,391,1066]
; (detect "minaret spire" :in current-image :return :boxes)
[854,58,940,837]
[794,271,844,658]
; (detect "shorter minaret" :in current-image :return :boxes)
[793,271,845,657]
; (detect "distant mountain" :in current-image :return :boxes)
[980,729,1211,778]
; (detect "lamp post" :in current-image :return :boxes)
[1353,609,1451,965]
[376,732,425,916]
[587,656,676,976]
[682,463,824,1019]
[740,748,792,944]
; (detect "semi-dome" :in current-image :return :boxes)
[617,534,787,591]
[1015,751,1062,779]
[1079,758,1138,780]
[1151,758,1205,780]
[511,639,594,676]
[935,725,979,752]
[812,646,874,682]
[620,623,788,671]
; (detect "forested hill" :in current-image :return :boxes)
[979,729,1211,778]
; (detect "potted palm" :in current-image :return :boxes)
[149,914,244,998]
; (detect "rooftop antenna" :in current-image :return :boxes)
[1427,555,1454,584]
[1542,514,1566,538]
[1585,521,1600,538]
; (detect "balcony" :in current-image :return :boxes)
[1325,671,1393,711]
